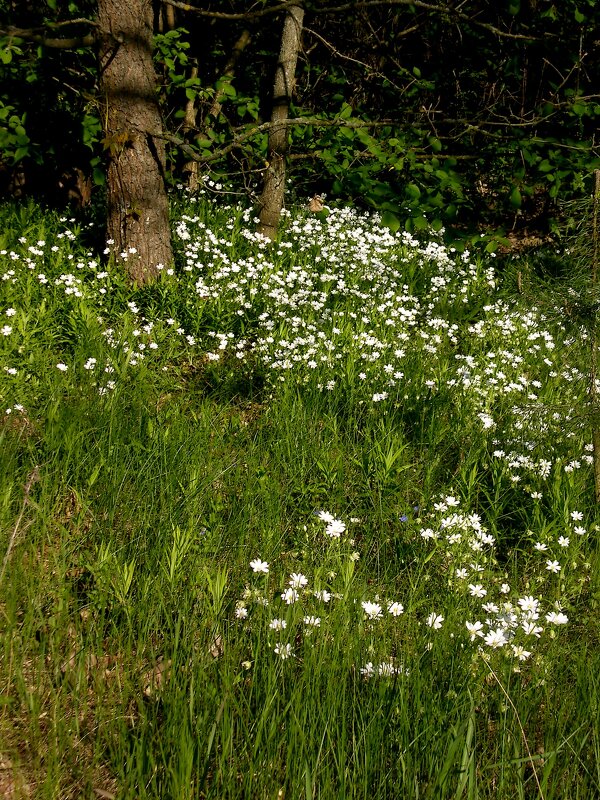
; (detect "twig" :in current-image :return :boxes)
[161,0,293,19]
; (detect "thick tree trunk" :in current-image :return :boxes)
[97,0,173,284]
[257,2,304,240]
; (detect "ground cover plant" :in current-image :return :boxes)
[1,191,600,798]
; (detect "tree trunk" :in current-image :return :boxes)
[184,29,252,192]
[257,2,304,240]
[97,0,173,284]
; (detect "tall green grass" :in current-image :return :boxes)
[1,196,599,798]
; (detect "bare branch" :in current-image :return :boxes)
[161,0,294,19]
[147,116,397,164]
[30,18,98,29]
[0,18,98,48]
[315,1,540,40]
[0,27,96,47]
[160,0,539,39]
[304,25,416,93]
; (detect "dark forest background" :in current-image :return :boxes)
[1,0,599,241]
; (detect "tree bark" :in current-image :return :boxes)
[257,2,304,240]
[97,0,173,284]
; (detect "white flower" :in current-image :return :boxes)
[522,621,544,637]
[545,560,561,573]
[269,618,287,631]
[314,589,331,603]
[303,616,321,627]
[517,596,539,614]
[360,662,375,677]
[574,526,586,536]
[289,572,308,589]
[484,628,507,648]
[388,602,404,616]
[274,642,293,660]
[481,602,499,613]
[362,601,383,619]
[56,363,68,372]
[545,611,568,625]
[315,510,335,523]
[235,606,248,619]
[466,620,484,641]
[534,542,548,551]
[558,536,570,547]
[570,510,583,521]
[326,519,346,537]
[468,583,487,598]
[282,587,299,604]
[250,558,269,574]
[511,645,532,661]
[426,613,444,629]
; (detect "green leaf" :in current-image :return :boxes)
[405,183,421,200]
[574,8,585,22]
[509,187,522,208]
[381,210,400,232]
[92,167,105,186]
[13,146,29,162]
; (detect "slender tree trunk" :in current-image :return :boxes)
[97,0,173,284]
[182,61,201,190]
[258,2,304,240]
[183,29,252,191]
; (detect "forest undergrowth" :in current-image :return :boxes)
[0,192,599,799]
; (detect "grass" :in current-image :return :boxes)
[1,193,600,798]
